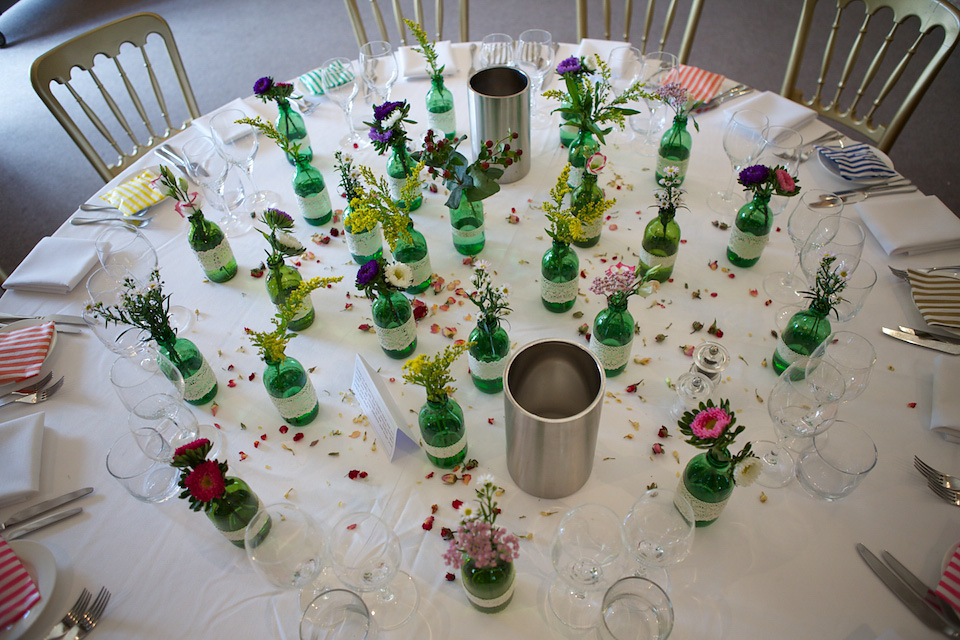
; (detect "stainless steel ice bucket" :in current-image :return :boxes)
[467,66,530,183]
[503,339,605,498]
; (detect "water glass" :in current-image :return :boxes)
[834,261,877,322]
[300,589,377,640]
[128,393,200,462]
[95,225,157,284]
[598,577,674,640]
[796,420,877,500]
[110,351,185,411]
[359,41,398,101]
[632,51,677,154]
[799,215,866,284]
[515,29,554,124]
[320,57,367,149]
[808,331,877,402]
[105,431,180,503]
[479,33,514,68]
[707,109,769,213]
[755,126,803,215]
[245,503,325,590]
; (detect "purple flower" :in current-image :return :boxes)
[373,101,403,122]
[739,164,770,187]
[253,76,273,95]
[556,56,582,75]
[356,259,380,288]
[369,128,393,144]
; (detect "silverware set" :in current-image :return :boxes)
[916,456,960,505]
[774,129,843,162]
[883,326,960,355]
[45,587,111,640]
[694,83,752,112]
[0,373,65,409]
[0,487,91,539]
[889,264,960,281]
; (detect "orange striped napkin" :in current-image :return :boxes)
[938,543,960,612]
[676,64,725,103]
[0,538,41,630]
[0,322,55,386]
[908,270,960,331]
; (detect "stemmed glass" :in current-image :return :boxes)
[755,360,846,488]
[548,503,625,630]
[808,331,876,403]
[327,512,418,630]
[301,589,377,640]
[479,33,514,68]
[244,503,325,590]
[798,215,865,286]
[359,41,398,102]
[209,109,279,214]
[834,261,877,322]
[83,266,149,357]
[180,135,253,237]
[754,125,803,216]
[320,57,368,150]
[707,109,769,214]
[633,51,678,155]
[515,29,554,127]
[606,46,644,143]
[621,488,695,593]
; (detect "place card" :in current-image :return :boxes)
[351,354,419,461]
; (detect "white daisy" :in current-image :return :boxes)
[476,473,495,487]
[583,54,598,72]
[384,262,414,288]
[275,230,305,254]
[474,259,492,272]
[733,456,762,487]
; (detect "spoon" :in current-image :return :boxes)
[70,216,151,227]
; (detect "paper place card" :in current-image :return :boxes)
[351,354,419,461]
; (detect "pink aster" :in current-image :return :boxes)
[774,169,795,193]
[173,438,210,458]
[690,407,732,439]
[183,460,226,502]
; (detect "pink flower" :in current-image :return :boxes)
[173,438,210,458]
[183,460,226,502]
[690,407,732,439]
[774,169,795,193]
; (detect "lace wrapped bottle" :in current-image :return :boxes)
[677,448,734,527]
[418,395,467,468]
[640,215,680,282]
[266,258,315,331]
[461,557,516,613]
[450,199,485,256]
[157,336,218,406]
[589,295,633,377]
[386,143,422,212]
[772,305,832,375]
[344,214,384,265]
[727,192,773,268]
[571,171,603,248]
[567,129,599,189]
[468,318,510,393]
[186,212,237,283]
[540,240,579,313]
[393,223,432,294]
[426,76,456,140]
[293,155,332,226]
[656,115,692,184]
[276,98,312,165]
[206,476,264,548]
[262,354,319,426]
[372,290,417,359]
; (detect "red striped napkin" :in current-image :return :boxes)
[0,322,55,386]
[938,544,960,612]
[0,538,41,630]
[676,64,725,103]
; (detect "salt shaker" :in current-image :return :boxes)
[671,371,713,420]
[690,342,729,388]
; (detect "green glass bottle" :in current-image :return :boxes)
[571,172,603,248]
[386,143,422,212]
[344,217,383,265]
[186,212,237,283]
[772,305,832,375]
[418,395,467,468]
[640,215,681,282]
[205,476,264,548]
[589,295,634,377]
[461,558,516,613]
[265,258,314,331]
[371,290,417,359]
[263,354,319,426]
[726,193,773,268]
[567,128,599,189]
[292,155,332,226]
[468,319,510,394]
[678,448,734,527]
[393,223,432,294]
[540,240,579,313]
[157,337,218,405]
[276,98,312,165]
[558,101,577,148]
[450,199,485,256]
[426,76,456,140]
[656,115,692,184]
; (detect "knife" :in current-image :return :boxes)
[694,85,752,112]
[4,507,83,540]
[883,327,960,355]
[858,543,960,637]
[900,326,960,347]
[0,313,86,326]
[882,550,960,628]
[810,187,917,207]
[1,487,93,532]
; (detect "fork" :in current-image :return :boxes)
[889,265,960,281]
[44,588,91,640]
[0,376,64,408]
[926,480,960,507]
[916,456,960,490]
[67,587,110,640]
[0,371,54,402]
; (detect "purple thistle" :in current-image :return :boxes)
[556,56,582,75]
[368,128,393,144]
[356,259,380,288]
[373,101,403,122]
[253,76,273,95]
[738,164,770,187]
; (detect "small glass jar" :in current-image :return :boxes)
[671,371,714,420]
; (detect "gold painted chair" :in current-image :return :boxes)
[782,0,960,153]
[343,0,469,47]
[30,12,200,182]
[574,0,704,64]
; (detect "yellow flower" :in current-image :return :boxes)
[402,343,471,402]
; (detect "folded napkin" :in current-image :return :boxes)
[575,38,623,64]
[99,168,165,215]
[191,98,267,141]
[730,90,817,131]
[2,237,99,294]
[856,194,960,256]
[0,321,55,385]
[817,143,898,181]
[0,413,44,509]
[399,40,457,78]
[299,59,356,95]
[0,538,41,630]
[676,64,725,103]
[909,270,960,331]
[938,540,960,612]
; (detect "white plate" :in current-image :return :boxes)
[0,540,57,640]
[816,144,897,185]
[0,319,59,397]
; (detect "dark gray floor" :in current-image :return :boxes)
[1,0,958,276]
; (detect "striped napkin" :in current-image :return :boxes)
[100,168,166,216]
[299,59,355,95]
[938,542,960,612]
[908,269,960,331]
[817,143,898,181]
[0,321,55,385]
[676,64,724,103]
[0,538,41,630]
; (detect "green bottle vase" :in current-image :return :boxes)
[468,320,510,394]
[158,337,218,405]
[461,557,516,613]
[266,261,315,331]
[263,355,319,426]
[540,240,579,313]
[678,449,734,527]
[450,199,485,256]
[187,213,237,283]
[656,114,692,184]
[727,193,773,268]
[640,215,680,282]
[589,296,634,377]
[418,395,467,468]
[371,291,417,359]
[205,476,265,548]
[772,306,832,375]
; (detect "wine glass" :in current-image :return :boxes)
[327,512,418,630]
[754,125,803,216]
[515,29,554,127]
[301,589,377,640]
[606,46,644,143]
[621,488,695,594]
[320,57,369,150]
[84,265,150,357]
[479,33,514,68]
[548,503,625,629]
[598,576,674,640]
[127,392,202,462]
[763,190,844,303]
[798,215,865,285]
[833,261,877,322]
[110,350,184,411]
[633,51,678,156]
[359,41,398,102]
[755,359,845,488]
[808,331,876,403]
[707,109,769,214]
[245,503,325,590]
[180,135,253,237]
[209,109,279,214]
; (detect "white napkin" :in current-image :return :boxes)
[2,237,99,294]
[932,355,960,442]
[731,90,817,132]
[856,194,960,255]
[0,413,44,509]
[191,97,270,141]
[398,41,458,78]
[575,38,623,64]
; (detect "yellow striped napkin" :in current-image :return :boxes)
[100,169,165,215]
[908,269,960,331]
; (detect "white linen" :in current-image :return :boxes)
[856,194,960,255]
[190,97,270,140]
[932,354,960,442]
[730,90,817,131]
[575,38,624,64]
[398,40,458,78]
[0,412,44,508]
[1,236,98,294]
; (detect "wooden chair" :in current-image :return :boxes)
[574,0,704,64]
[343,0,469,47]
[781,0,960,153]
[30,12,201,182]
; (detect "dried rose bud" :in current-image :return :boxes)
[652,443,665,455]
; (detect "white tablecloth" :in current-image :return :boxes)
[2,43,958,640]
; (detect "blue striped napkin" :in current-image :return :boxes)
[817,143,898,181]
[299,60,355,96]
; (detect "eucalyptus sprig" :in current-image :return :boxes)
[402,342,471,403]
[800,254,847,317]
[246,275,343,362]
[542,166,585,244]
[416,130,521,209]
[345,164,420,248]
[404,18,443,79]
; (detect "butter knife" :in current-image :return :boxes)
[0,313,86,326]
[883,327,960,355]
[4,507,83,540]
[882,550,960,628]
[899,326,960,346]
[1,487,93,532]
[694,85,752,112]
